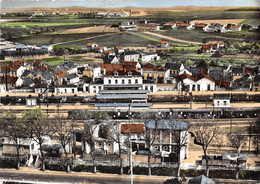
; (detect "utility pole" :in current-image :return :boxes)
[130,139,133,184]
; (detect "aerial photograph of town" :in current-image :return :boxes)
[0,0,259,183]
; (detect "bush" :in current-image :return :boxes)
[46,164,66,171]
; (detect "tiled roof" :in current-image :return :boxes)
[178,23,190,27]
[161,40,168,44]
[34,59,42,66]
[99,63,122,72]
[0,65,11,72]
[121,123,144,134]
[202,44,211,49]
[142,63,155,69]
[86,43,94,46]
[165,62,182,70]
[1,76,18,83]
[34,66,50,71]
[57,71,67,78]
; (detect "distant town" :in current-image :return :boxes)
[0,6,260,184]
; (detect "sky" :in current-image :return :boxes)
[1,0,260,9]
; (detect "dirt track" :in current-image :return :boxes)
[59,25,120,34]
[143,31,202,45]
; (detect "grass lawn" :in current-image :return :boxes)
[127,32,161,42]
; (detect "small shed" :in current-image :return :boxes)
[26,97,37,106]
[213,95,230,108]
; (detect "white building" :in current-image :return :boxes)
[0,83,6,93]
[54,85,78,94]
[213,96,231,108]
[140,52,160,63]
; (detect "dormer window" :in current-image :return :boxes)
[128,71,132,76]
[114,72,118,77]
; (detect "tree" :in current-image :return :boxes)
[84,120,99,173]
[227,133,247,180]
[52,116,76,172]
[106,121,125,175]
[23,108,50,171]
[0,112,27,170]
[251,116,260,153]
[140,112,160,176]
[192,119,218,177]
[168,118,190,178]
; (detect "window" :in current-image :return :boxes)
[114,72,118,76]
[151,86,154,92]
[207,84,211,91]
[65,89,67,93]
[128,71,132,76]
[224,101,227,106]
[217,101,220,106]
[197,84,200,91]
[145,86,148,90]
[72,89,75,93]
[135,79,138,84]
[192,85,196,91]
[128,79,131,84]
[109,79,111,84]
[122,79,125,84]
[115,79,118,84]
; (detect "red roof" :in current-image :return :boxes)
[161,40,168,44]
[86,43,94,46]
[1,76,18,84]
[176,73,215,83]
[116,46,123,50]
[99,63,122,72]
[121,124,144,134]
[57,71,67,78]
[202,44,212,50]
[178,23,190,27]
[34,66,50,71]
[142,63,155,69]
[34,59,42,66]
[195,24,207,28]
[230,25,239,29]
[1,65,11,72]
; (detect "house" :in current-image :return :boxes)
[143,79,157,92]
[96,47,108,53]
[209,69,232,89]
[99,63,122,77]
[0,60,26,78]
[0,76,18,89]
[62,73,80,85]
[226,24,241,32]
[95,70,152,110]
[83,63,101,79]
[16,77,35,87]
[165,62,185,77]
[115,46,124,54]
[139,52,160,63]
[103,55,120,64]
[0,83,6,93]
[35,70,54,85]
[120,50,140,62]
[142,63,169,84]
[86,43,98,51]
[119,21,137,31]
[161,40,169,48]
[54,85,78,94]
[201,41,224,53]
[56,71,67,85]
[213,95,231,108]
[187,22,208,30]
[176,73,216,91]
[145,119,190,161]
[41,45,53,52]
[252,75,260,92]
[89,78,104,93]
[57,61,78,74]
[137,23,160,31]
[33,59,48,68]
[231,67,244,80]
[203,23,225,32]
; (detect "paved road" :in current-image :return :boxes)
[143,31,202,45]
[0,169,171,184]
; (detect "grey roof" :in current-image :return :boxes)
[146,119,190,130]
[165,62,182,70]
[104,84,142,88]
[21,70,31,77]
[95,103,153,107]
[91,78,103,84]
[23,78,34,86]
[97,94,148,99]
[65,73,78,80]
[100,90,148,94]
[42,70,53,81]
[188,66,202,75]
[209,69,222,75]
[254,75,260,82]
[188,175,215,184]
[58,61,78,71]
[90,63,100,68]
[222,153,247,161]
[232,67,244,74]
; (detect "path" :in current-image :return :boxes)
[143,31,202,45]
[52,32,122,46]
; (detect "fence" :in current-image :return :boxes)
[45,157,260,171]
